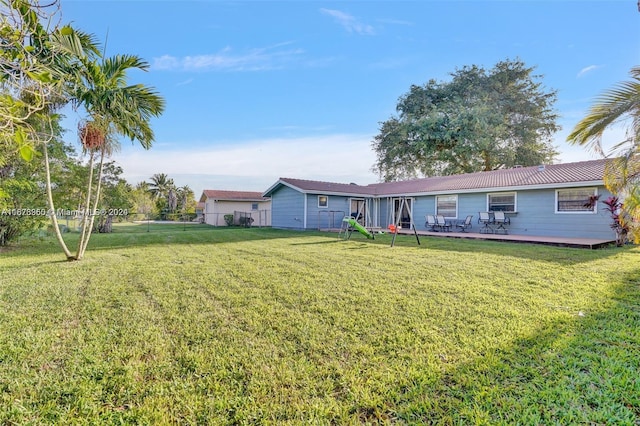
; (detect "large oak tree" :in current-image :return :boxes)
[372,59,560,181]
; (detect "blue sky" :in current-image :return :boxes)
[60,0,639,197]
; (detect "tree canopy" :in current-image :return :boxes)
[1,0,99,161]
[372,59,560,181]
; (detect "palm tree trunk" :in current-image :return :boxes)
[75,150,95,259]
[43,142,74,260]
[77,148,105,259]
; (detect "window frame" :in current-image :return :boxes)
[435,194,458,219]
[555,187,598,214]
[317,195,328,208]
[487,192,517,212]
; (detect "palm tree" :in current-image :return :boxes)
[176,185,194,208]
[567,66,640,241]
[176,185,195,219]
[148,173,174,200]
[2,1,101,260]
[67,54,165,260]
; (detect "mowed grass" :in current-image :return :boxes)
[0,224,638,425]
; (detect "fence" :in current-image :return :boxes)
[203,210,270,227]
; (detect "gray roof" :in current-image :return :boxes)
[200,189,269,203]
[262,159,607,198]
[267,178,378,196]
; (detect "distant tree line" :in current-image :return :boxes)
[1,126,197,245]
[135,173,196,221]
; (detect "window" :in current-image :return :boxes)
[251,203,259,211]
[488,192,516,212]
[436,195,457,218]
[318,195,328,208]
[556,188,597,213]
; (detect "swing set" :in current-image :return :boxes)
[389,196,420,247]
[339,196,420,247]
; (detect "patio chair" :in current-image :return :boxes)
[436,215,451,232]
[456,215,473,232]
[478,211,493,234]
[425,214,438,231]
[493,211,510,234]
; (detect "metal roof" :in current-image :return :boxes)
[262,159,607,198]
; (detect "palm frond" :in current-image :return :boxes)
[567,67,640,155]
[49,27,101,60]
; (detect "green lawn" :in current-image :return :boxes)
[1,224,638,425]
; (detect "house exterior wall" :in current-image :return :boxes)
[410,186,615,239]
[379,198,390,229]
[271,186,306,229]
[269,181,615,240]
[204,200,271,227]
[496,187,614,239]
[308,194,350,230]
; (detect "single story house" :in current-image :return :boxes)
[199,190,271,227]
[262,159,617,240]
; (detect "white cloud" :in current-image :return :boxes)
[113,134,379,196]
[113,129,631,197]
[554,124,628,164]
[320,8,375,35]
[577,65,601,78]
[377,18,413,26]
[152,55,179,70]
[152,42,305,72]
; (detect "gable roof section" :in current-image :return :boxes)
[262,159,607,198]
[200,190,269,203]
[262,177,378,198]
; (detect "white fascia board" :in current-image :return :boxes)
[270,180,375,198]
[375,180,605,198]
[311,190,375,198]
[262,180,305,197]
[214,198,267,202]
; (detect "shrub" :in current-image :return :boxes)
[239,216,254,227]
[224,214,234,226]
[602,196,628,246]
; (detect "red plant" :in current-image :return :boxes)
[602,196,622,227]
[584,194,600,209]
[602,196,628,246]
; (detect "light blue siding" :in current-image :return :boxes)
[413,196,436,230]
[411,187,615,239]
[271,186,305,229]
[499,187,615,239]
[272,182,615,239]
[378,198,390,229]
[307,194,350,229]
